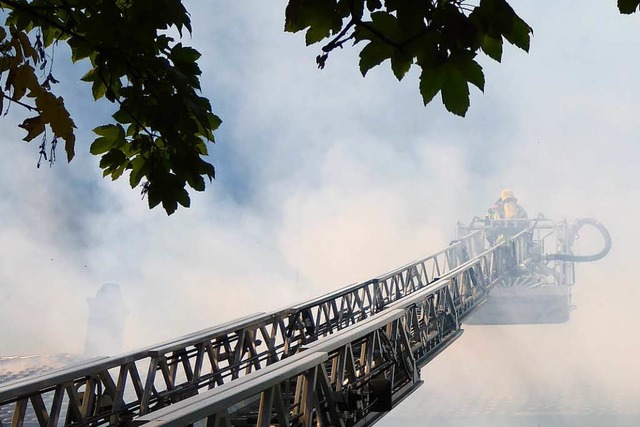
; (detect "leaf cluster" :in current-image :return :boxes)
[0,10,74,166]
[285,0,533,116]
[1,0,219,214]
[619,0,640,14]
[1,1,638,215]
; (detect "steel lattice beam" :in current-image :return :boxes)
[0,226,541,427]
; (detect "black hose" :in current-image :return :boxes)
[546,218,611,263]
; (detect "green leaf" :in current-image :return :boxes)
[456,55,484,91]
[99,149,127,172]
[162,198,178,215]
[146,184,162,209]
[176,187,191,208]
[93,123,125,143]
[113,108,135,124]
[171,43,201,63]
[197,160,215,180]
[110,162,127,180]
[41,26,58,48]
[419,65,443,106]
[18,116,45,142]
[391,50,413,81]
[208,113,222,132]
[10,64,38,101]
[195,140,208,156]
[359,40,393,76]
[128,156,147,188]
[340,0,363,20]
[92,80,107,100]
[366,0,382,11]
[187,173,206,192]
[618,0,640,13]
[90,136,114,155]
[68,38,94,62]
[284,0,342,45]
[481,34,503,62]
[306,24,331,45]
[16,30,38,63]
[0,57,11,73]
[34,91,76,161]
[504,17,531,52]
[441,66,470,117]
[81,67,98,83]
[369,11,402,41]
[284,0,306,32]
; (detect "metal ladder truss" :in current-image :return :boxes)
[0,228,531,427]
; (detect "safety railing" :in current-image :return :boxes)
[132,230,531,427]
[0,228,532,427]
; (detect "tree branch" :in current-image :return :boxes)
[0,0,87,42]
[356,20,403,49]
[2,1,160,142]
[322,19,356,53]
[1,91,38,112]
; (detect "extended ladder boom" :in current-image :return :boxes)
[0,224,556,426]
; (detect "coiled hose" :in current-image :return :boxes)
[546,218,611,263]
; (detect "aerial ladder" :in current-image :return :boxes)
[0,216,611,427]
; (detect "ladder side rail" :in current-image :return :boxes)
[135,309,404,425]
[0,312,268,402]
[134,234,529,427]
[465,218,556,231]
[134,244,524,427]
[0,230,493,426]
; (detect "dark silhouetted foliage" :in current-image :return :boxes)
[0,1,636,213]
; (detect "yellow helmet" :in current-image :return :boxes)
[500,188,515,202]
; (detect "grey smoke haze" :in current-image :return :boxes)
[0,0,639,424]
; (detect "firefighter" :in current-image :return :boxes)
[485,189,527,221]
[499,188,527,220]
[485,189,528,245]
[486,201,503,222]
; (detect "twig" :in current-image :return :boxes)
[1,91,38,111]
[322,19,356,53]
[0,0,86,42]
